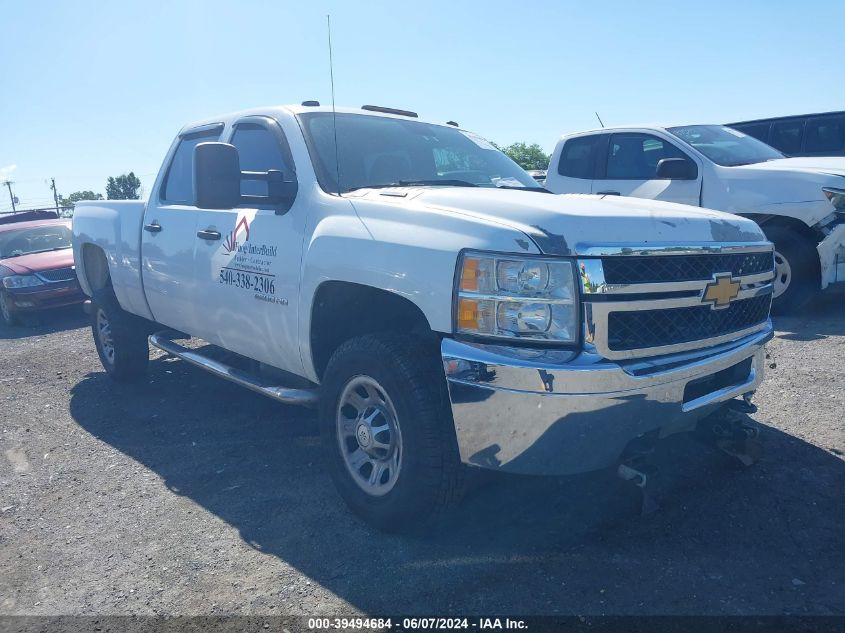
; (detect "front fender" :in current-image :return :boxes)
[297,201,540,382]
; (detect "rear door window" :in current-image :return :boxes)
[557,135,602,179]
[805,115,845,154]
[770,119,805,155]
[162,127,223,204]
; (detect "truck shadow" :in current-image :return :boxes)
[68,357,845,614]
[0,305,87,340]
[772,293,845,341]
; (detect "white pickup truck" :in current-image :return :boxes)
[544,125,845,313]
[73,104,775,530]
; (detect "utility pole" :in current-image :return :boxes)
[3,180,16,212]
[50,178,60,214]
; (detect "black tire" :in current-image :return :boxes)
[0,290,20,326]
[319,333,463,532]
[764,225,819,315]
[91,289,149,382]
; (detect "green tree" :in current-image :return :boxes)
[498,142,550,171]
[106,172,142,200]
[59,190,104,210]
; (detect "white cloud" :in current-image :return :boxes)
[0,164,17,180]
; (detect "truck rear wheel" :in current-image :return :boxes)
[319,333,463,532]
[764,226,819,315]
[92,289,149,382]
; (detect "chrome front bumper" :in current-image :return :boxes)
[818,223,845,289]
[442,325,772,476]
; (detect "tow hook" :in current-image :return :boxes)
[698,393,762,466]
[617,436,661,515]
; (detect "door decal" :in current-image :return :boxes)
[216,213,286,305]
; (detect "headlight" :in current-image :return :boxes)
[2,275,45,289]
[823,187,845,210]
[455,251,578,343]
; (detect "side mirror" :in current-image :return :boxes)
[242,169,298,214]
[193,142,241,209]
[656,157,696,180]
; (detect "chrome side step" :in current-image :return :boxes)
[148,331,319,408]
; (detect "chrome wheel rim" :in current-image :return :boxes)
[96,308,116,365]
[0,293,11,323]
[336,375,402,496]
[773,250,792,299]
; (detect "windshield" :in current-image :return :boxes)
[0,224,72,259]
[298,112,539,193]
[668,125,784,167]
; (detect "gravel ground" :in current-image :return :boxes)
[1,297,843,617]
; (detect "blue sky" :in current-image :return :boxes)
[1,0,843,211]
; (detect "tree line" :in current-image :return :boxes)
[60,172,142,209]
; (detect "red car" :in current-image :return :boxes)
[0,217,86,325]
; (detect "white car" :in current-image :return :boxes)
[544,124,845,313]
[73,104,774,530]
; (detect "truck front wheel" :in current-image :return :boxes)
[764,226,819,315]
[91,289,149,382]
[319,333,463,532]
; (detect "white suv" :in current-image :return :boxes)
[545,124,845,313]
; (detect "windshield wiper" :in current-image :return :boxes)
[495,185,551,193]
[345,179,478,193]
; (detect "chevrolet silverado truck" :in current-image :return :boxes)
[544,124,845,313]
[73,104,775,530]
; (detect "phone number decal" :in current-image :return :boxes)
[219,267,276,295]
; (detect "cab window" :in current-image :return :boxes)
[605,133,693,180]
[558,135,601,179]
[162,127,222,204]
[230,122,295,198]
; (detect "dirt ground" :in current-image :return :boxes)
[1,296,843,617]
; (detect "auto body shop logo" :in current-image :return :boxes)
[224,217,250,254]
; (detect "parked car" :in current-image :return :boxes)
[544,124,845,313]
[0,217,85,325]
[73,104,774,531]
[727,111,845,157]
[526,169,547,183]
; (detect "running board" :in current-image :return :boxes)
[148,331,319,408]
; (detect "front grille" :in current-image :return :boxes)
[607,293,771,351]
[36,267,76,282]
[602,252,773,285]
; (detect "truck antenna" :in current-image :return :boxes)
[327,15,341,195]
[595,111,605,128]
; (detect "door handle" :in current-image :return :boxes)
[596,190,621,196]
[143,222,162,233]
[197,229,222,241]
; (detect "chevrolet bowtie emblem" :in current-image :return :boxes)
[702,273,740,309]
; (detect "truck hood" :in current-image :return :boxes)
[398,188,765,255]
[739,157,845,177]
[717,158,845,225]
[0,248,75,275]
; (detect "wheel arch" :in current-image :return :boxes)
[742,213,821,245]
[308,281,437,381]
[79,243,112,295]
